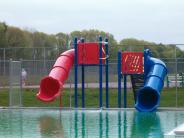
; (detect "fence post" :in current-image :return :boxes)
[3,48,6,75]
[9,59,12,106]
[182,73,184,87]
[105,38,109,108]
[43,47,46,75]
[167,75,169,88]
[175,46,178,107]
[20,58,23,107]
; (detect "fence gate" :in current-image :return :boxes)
[9,60,22,107]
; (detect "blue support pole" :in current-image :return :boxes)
[81,38,85,108]
[143,49,150,80]
[118,51,122,108]
[99,36,103,108]
[124,74,127,108]
[105,38,109,108]
[74,37,78,108]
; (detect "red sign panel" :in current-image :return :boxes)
[122,52,143,74]
[77,42,105,65]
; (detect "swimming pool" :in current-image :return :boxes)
[0,108,184,138]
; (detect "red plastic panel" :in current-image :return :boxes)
[77,42,105,64]
[122,52,143,74]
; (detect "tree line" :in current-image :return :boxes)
[0,21,183,60]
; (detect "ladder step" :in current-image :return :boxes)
[130,74,144,103]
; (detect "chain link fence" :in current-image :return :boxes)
[0,45,184,107]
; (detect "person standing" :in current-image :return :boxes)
[21,68,27,86]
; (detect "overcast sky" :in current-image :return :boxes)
[0,0,184,45]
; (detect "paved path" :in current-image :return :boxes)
[0,82,179,89]
[12,82,132,89]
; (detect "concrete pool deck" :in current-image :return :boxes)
[0,107,184,111]
[166,123,184,136]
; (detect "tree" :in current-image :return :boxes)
[1,21,184,60]
[119,38,184,58]
[0,22,8,48]
[6,26,29,47]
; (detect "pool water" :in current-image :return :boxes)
[0,109,184,138]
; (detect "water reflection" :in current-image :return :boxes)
[130,112,163,138]
[99,111,103,137]
[0,110,23,137]
[118,111,122,138]
[82,112,85,138]
[106,112,109,138]
[39,115,64,138]
[74,111,78,138]
[72,110,127,138]
[0,109,172,138]
[71,110,163,138]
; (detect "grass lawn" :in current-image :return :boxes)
[0,87,184,108]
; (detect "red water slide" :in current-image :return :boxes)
[37,49,74,102]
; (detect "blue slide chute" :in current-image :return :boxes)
[135,49,167,112]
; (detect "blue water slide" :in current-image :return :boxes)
[135,49,167,112]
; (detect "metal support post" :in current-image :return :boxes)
[74,37,78,108]
[105,38,109,108]
[118,51,122,108]
[81,38,85,108]
[99,36,103,108]
[124,74,127,108]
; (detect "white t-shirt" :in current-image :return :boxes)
[22,69,27,80]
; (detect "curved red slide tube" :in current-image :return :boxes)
[37,49,74,102]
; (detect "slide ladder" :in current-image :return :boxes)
[130,74,144,103]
